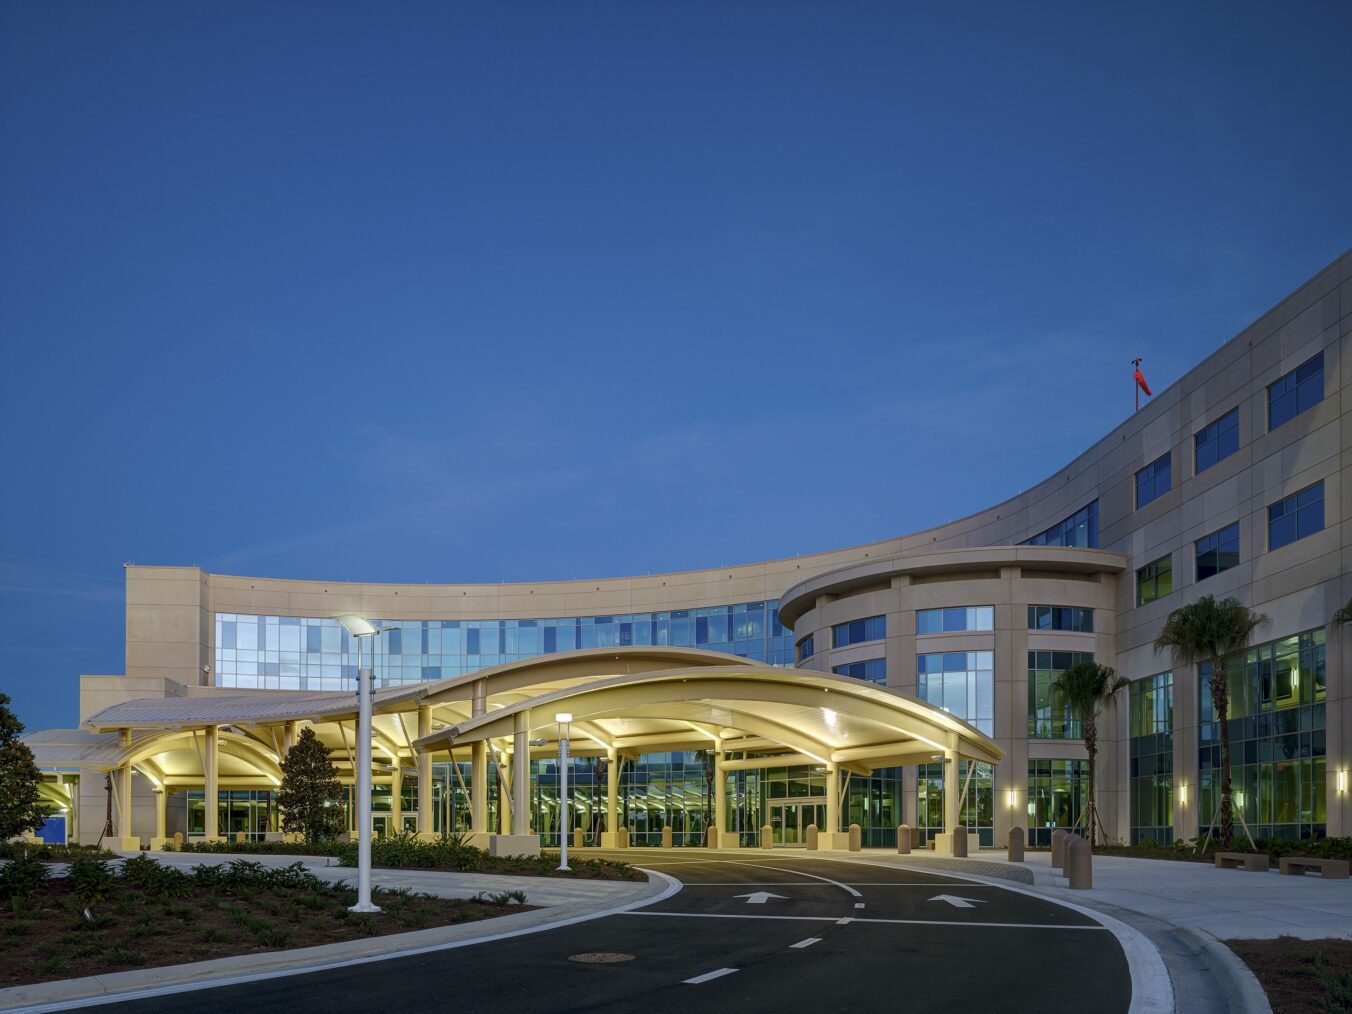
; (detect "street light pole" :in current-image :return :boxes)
[556,712,572,872]
[335,614,386,914]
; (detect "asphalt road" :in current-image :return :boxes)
[95,851,1133,1013]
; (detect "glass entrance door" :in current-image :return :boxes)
[767,799,827,847]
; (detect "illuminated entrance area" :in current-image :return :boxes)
[768,798,827,846]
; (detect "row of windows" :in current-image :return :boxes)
[1027,605,1093,633]
[797,634,815,661]
[916,606,993,634]
[832,615,886,648]
[833,658,887,685]
[1020,500,1099,549]
[1135,481,1325,605]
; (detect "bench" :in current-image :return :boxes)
[1278,856,1349,880]
[1215,851,1269,872]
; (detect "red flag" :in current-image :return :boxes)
[1134,368,1152,397]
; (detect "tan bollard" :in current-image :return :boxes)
[617,826,629,849]
[897,824,911,854]
[572,827,584,850]
[172,832,184,851]
[1067,833,1092,889]
[706,825,719,849]
[1051,828,1069,869]
[805,823,819,851]
[848,823,862,852]
[1007,826,1025,863]
[952,825,968,858]
[662,825,673,848]
[761,824,774,850]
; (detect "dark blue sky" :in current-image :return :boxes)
[2,1,1350,731]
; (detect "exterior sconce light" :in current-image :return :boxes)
[1006,788,1017,809]
[1177,783,1187,806]
[1338,770,1347,794]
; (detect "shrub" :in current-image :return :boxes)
[0,855,50,900]
[67,856,117,903]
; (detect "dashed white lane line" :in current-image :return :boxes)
[624,911,1109,931]
[837,917,854,925]
[789,938,822,949]
[854,902,865,909]
[685,968,738,984]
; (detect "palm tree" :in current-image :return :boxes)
[1334,595,1352,626]
[1154,595,1266,847]
[1050,660,1128,847]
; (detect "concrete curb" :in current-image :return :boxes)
[0,870,679,1013]
[1172,928,1273,1014]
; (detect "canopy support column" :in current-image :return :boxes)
[417,706,434,839]
[391,766,403,832]
[204,725,220,841]
[601,747,620,847]
[934,736,965,856]
[713,743,729,848]
[822,761,846,850]
[470,680,489,846]
[512,711,531,836]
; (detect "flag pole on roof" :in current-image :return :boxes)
[1132,357,1152,413]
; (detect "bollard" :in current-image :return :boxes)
[761,824,774,850]
[662,825,673,849]
[805,823,819,851]
[172,832,184,851]
[952,825,968,858]
[1067,833,1092,889]
[897,824,911,854]
[1007,826,1025,863]
[572,827,584,850]
[1051,828,1069,869]
[617,827,629,849]
[706,825,719,849]
[848,823,862,852]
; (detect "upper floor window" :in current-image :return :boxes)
[1135,452,1172,509]
[919,651,994,735]
[832,615,886,648]
[1268,352,1324,431]
[916,606,994,634]
[1268,482,1324,551]
[833,658,887,685]
[1195,522,1240,581]
[1136,555,1172,606]
[1020,500,1099,549]
[797,634,815,662]
[1195,407,1240,474]
[1027,605,1093,633]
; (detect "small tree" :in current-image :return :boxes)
[0,693,47,841]
[1050,661,1127,848]
[1154,594,1266,847]
[277,727,346,844]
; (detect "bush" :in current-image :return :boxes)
[172,838,345,857]
[336,831,483,871]
[67,856,117,903]
[0,855,50,900]
[0,842,115,863]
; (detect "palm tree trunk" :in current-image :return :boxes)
[1084,714,1097,849]
[1210,658,1234,846]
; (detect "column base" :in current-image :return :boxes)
[717,832,741,849]
[933,832,969,857]
[115,836,143,852]
[463,831,492,850]
[149,837,172,851]
[818,832,852,851]
[415,832,440,842]
[488,834,540,858]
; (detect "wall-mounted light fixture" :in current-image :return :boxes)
[1006,788,1017,809]
[1177,783,1187,806]
[1338,769,1348,794]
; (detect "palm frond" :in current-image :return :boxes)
[1154,594,1268,669]
[1334,596,1352,626]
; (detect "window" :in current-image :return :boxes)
[918,651,994,734]
[1195,407,1240,474]
[1136,555,1172,606]
[1195,523,1240,581]
[1268,352,1324,431]
[1027,650,1094,739]
[1135,452,1172,509]
[797,634,815,662]
[1027,759,1088,845]
[1268,482,1324,550]
[1020,500,1099,549]
[916,606,994,634]
[1027,605,1093,633]
[833,658,886,685]
[1130,671,1174,845]
[832,615,886,648]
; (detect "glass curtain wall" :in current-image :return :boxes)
[1028,651,1094,739]
[916,761,994,846]
[1129,672,1173,844]
[1199,629,1326,839]
[1027,759,1088,845]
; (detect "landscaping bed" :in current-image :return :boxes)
[1227,937,1352,1013]
[0,854,529,988]
[1030,836,1352,865]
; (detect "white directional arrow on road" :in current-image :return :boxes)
[735,892,787,905]
[928,894,986,909]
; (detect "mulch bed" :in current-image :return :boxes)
[0,878,527,988]
[1227,937,1352,1013]
[366,854,646,882]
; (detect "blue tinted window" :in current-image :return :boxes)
[917,607,994,634]
[1020,500,1099,548]
[1135,452,1172,509]
[1268,482,1324,550]
[797,634,815,661]
[918,651,994,734]
[832,615,886,648]
[1195,407,1240,474]
[1268,353,1324,431]
[832,658,887,684]
[1195,522,1240,581]
[1026,606,1093,632]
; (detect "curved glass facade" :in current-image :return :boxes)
[214,601,793,690]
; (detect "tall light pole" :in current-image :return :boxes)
[335,614,390,913]
[555,712,572,872]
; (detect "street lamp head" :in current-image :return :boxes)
[334,614,378,637]
[554,712,573,724]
